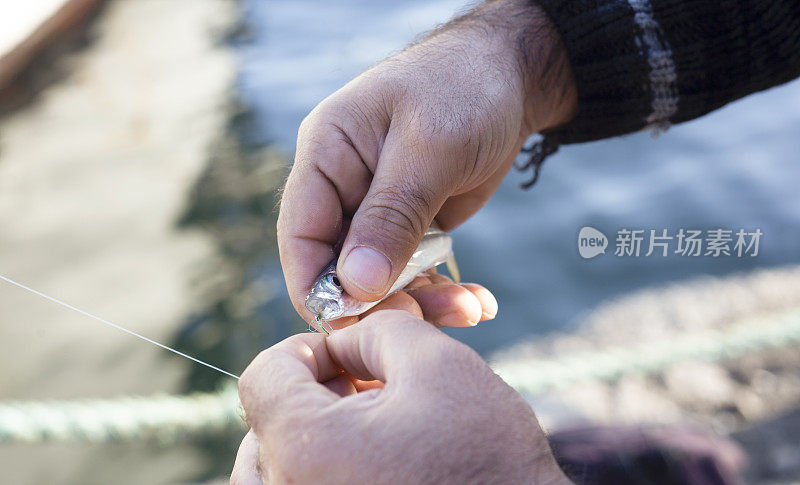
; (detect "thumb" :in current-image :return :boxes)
[336,132,452,301]
[326,310,452,384]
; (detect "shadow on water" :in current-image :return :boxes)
[170,102,304,479]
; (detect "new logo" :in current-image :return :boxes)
[578,227,608,259]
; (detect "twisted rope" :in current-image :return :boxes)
[0,383,242,444]
[495,307,800,396]
[2,307,800,444]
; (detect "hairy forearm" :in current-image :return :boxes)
[418,0,578,135]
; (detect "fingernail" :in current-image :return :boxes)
[481,311,497,321]
[341,246,392,294]
[437,312,477,327]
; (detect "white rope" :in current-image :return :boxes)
[2,307,800,444]
[0,384,242,444]
[494,307,800,396]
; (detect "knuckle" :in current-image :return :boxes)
[237,349,269,404]
[403,111,471,151]
[338,91,387,131]
[297,105,338,145]
[396,109,480,181]
[363,182,435,241]
[297,112,318,140]
[431,117,473,150]
[237,345,287,412]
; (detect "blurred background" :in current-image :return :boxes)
[1,0,799,483]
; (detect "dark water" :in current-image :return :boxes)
[232,0,800,357]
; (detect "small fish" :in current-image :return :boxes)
[305,227,460,330]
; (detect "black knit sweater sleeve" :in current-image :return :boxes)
[520,0,800,184]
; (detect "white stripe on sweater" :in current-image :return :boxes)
[628,0,679,131]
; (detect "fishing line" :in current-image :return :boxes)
[0,274,240,380]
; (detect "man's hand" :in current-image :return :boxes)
[231,310,571,484]
[278,0,577,323]
[319,268,499,331]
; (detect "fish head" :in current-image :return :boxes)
[305,264,345,322]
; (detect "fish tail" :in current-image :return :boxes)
[445,253,461,284]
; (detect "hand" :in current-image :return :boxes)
[320,268,499,331]
[278,0,577,323]
[231,311,571,484]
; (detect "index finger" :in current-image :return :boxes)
[277,119,373,322]
[238,332,342,434]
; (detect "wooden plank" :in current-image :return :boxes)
[0,0,103,88]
